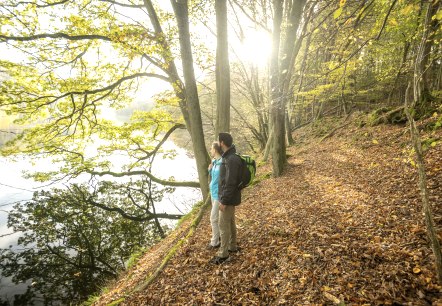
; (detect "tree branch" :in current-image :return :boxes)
[86,197,183,222]
[4,73,170,107]
[0,33,112,42]
[6,0,70,8]
[87,169,200,188]
[375,0,398,40]
[99,0,145,8]
[138,123,186,161]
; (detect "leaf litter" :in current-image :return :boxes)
[95,118,442,305]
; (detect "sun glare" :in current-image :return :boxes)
[236,30,272,67]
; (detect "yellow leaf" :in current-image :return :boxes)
[435,9,442,21]
[322,285,332,291]
[334,7,343,19]
[433,112,438,117]
[344,17,352,26]
[402,4,414,15]
[389,18,398,26]
[372,139,379,144]
[413,267,421,274]
[431,142,437,147]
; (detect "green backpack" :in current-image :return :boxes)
[236,153,256,189]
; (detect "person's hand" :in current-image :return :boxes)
[219,203,226,212]
[208,162,213,171]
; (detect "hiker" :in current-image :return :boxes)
[210,132,242,264]
[207,141,223,249]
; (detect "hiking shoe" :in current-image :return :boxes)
[209,256,230,264]
[229,246,242,253]
[206,243,220,250]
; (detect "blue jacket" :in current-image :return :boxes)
[209,158,222,201]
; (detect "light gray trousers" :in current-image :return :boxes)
[210,199,220,246]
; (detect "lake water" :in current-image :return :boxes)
[0,141,201,302]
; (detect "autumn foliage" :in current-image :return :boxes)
[93,115,442,305]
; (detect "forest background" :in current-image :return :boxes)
[0,0,441,305]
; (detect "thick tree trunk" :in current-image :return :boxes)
[215,0,231,135]
[171,0,210,199]
[270,0,306,177]
[269,0,284,176]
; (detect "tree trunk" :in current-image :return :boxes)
[215,0,231,135]
[143,0,191,126]
[263,127,273,162]
[285,110,294,145]
[171,0,210,199]
[406,3,442,279]
[387,41,410,105]
[415,1,438,106]
[404,83,442,283]
[270,0,306,177]
[290,27,311,126]
[269,0,284,176]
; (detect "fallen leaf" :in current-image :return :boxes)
[413,267,421,274]
[324,292,340,304]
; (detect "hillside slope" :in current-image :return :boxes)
[95,116,442,305]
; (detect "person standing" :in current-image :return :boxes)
[210,132,242,264]
[207,141,223,249]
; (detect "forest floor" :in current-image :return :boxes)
[94,113,442,306]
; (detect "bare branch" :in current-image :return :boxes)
[375,0,398,40]
[99,0,145,8]
[87,169,200,188]
[138,123,187,161]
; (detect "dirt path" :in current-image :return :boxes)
[96,121,442,305]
